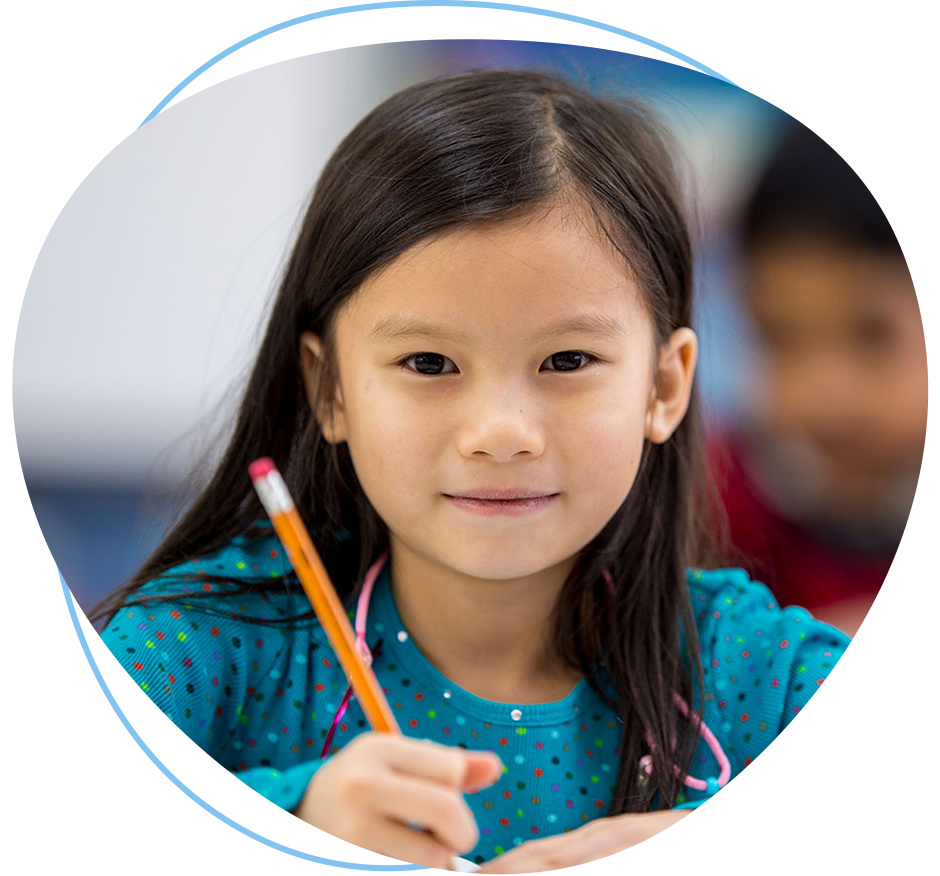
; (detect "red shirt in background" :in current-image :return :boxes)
[709,432,892,636]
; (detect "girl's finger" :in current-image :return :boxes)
[461,751,503,790]
[477,847,545,874]
[477,811,689,872]
[355,817,459,870]
[552,818,649,867]
[477,844,578,873]
[383,737,501,790]
[370,773,480,854]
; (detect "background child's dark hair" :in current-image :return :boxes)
[92,69,722,813]
[739,117,940,292]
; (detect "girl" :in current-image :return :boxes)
[94,70,849,872]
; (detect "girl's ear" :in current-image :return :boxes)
[645,327,698,444]
[300,332,348,444]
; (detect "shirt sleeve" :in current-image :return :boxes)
[685,569,852,797]
[776,613,849,731]
[236,760,328,812]
[99,591,232,750]
[99,585,331,813]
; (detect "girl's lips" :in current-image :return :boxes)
[443,493,558,517]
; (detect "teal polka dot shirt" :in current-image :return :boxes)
[100,530,850,864]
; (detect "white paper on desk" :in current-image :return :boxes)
[452,857,481,872]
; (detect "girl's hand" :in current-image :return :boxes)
[479,809,940,876]
[479,815,651,876]
[296,733,503,869]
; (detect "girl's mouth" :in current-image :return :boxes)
[443,491,559,517]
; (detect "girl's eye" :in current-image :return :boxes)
[398,350,595,377]
[545,350,595,371]
[398,353,453,375]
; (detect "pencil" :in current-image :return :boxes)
[249,457,400,734]
[250,458,473,871]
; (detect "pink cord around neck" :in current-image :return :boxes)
[323,558,732,795]
[320,552,388,758]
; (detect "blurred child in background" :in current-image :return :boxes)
[712,122,926,636]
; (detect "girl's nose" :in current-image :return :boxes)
[455,390,546,462]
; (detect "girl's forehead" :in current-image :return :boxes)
[342,210,649,334]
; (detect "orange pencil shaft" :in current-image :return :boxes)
[270,506,399,734]
[252,460,459,870]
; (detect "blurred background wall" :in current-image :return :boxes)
[15,40,920,634]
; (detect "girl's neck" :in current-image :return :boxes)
[387,537,582,705]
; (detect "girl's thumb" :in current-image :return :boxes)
[462,751,503,792]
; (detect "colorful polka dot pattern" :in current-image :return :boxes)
[100,534,850,863]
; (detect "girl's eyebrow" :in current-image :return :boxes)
[369,314,627,343]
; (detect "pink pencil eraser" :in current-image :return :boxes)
[249,457,276,481]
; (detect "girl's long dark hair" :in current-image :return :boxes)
[91,70,721,813]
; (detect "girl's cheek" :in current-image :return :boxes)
[572,390,646,447]
[580,413,646,490]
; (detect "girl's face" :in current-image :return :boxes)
[303,207,696,583]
